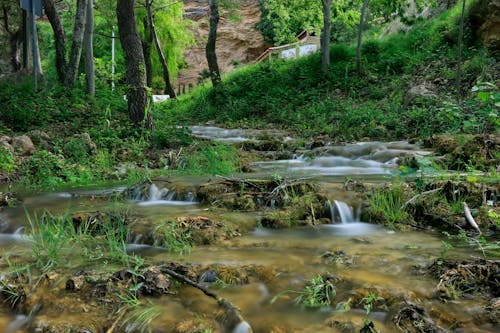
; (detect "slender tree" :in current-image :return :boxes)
[42,0,66,81]
[43,0,88,88]
[117,0,153,130]
[142,16,154,88]
[64,0,87,88]
[206,0,221,87]
[356,0,368,75]
[456,0,466,101]
[146,0,176,98]
[84,0,95,95]
[321,0,332,73]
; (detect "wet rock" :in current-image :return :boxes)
[198,270,217,283]
[11,135,35,155]
[393,301,446,333]
[403,82,438,109]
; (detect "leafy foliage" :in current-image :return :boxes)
[258,0,359,45]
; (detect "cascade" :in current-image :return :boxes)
[137,184,198,206]
[329,200,360,224]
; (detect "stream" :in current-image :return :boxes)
[0,127,496,332]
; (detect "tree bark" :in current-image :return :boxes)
[142,16,154,88]
[84,0,95,95]
[64,0,87,88]
[2,6,19,71]
[206,0,221,87]
[2,5,22,71]
[321,0,332,74]
[117,0,152,129]
[146,0,176,98]
[356,0,368,75]
[456,0,466,102]
[42,0,67,82]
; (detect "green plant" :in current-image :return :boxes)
[368,184,410,229]
[0,147,16,173]
[27,210,140,271]
[178,142,239,175]
[154,221,191,254]
[116,290,162,333]
[295,275,336,308]
[359,293,382,333]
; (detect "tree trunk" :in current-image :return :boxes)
[42,0,67,82]
[10,29,22,71]
[84,0,95,95]
[142,16,154,88]
[2,5,22,71]
[64,0,87,88]
[146,0,176,98]
[117,0,151,129]
[206,0,221,87]
[321,0,332,74]
[456,0,466,102]
[356,0,368,75]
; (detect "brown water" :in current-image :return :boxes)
[0,181,494,333]
[0,135,495,333]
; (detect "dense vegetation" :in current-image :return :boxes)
[0,2,498,332]
[161,2,498,140]
[0,0,498,189]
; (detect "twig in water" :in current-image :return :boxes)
[462,202,482,235]
[159,266,251,332]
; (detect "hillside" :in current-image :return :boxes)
[160,1,499,141]
[178,0,269,88]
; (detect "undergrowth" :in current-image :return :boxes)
[157,2,497,140]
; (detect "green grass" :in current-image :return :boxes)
[157,2,497,140]
[153,221,192,254]
[27,210,140,271]
[272,274,336,308]
[368,184,411,229]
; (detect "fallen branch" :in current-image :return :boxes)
[462,202,482,235]
[402,187,443,209]
[159,266,251,332]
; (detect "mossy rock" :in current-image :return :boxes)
[425,134,499,170]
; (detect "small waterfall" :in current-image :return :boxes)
[136,184,198,206]
[328,200,360,224]
[149,184,169,201]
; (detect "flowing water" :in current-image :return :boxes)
[0,131,494,332]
